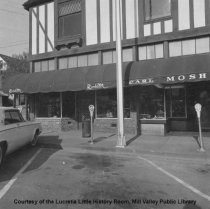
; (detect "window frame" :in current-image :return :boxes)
[144,0,172,22]
[95,89,131,119]
[55,0,83,49]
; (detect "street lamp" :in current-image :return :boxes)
[115,0,125,148]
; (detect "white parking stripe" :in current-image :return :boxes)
[0,149,41,200]
[137,155,210,202]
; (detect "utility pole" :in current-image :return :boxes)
[115,0,125,148]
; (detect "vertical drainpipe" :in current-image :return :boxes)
[60,92,63,118]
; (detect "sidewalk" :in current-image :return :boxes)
[40,130,210,159]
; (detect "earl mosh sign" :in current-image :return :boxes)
[87,73,209,90]
[129,73,208,86]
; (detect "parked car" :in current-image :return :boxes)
[0,107,42,166]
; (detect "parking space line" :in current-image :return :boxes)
[0,149,41,200]
[137,155,210,202]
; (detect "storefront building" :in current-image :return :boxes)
[3,0,210,135]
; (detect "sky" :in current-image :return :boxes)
[0,0,29,56]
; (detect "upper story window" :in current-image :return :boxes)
[58,0,82,38]
[144,0,171,21]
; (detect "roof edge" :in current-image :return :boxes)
[23,0,53,11]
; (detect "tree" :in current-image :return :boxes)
[12,51,29,61]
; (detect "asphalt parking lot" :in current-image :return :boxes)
[0,132,209,209]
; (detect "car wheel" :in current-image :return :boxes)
[0,145,4,167]
[31,133,39,146]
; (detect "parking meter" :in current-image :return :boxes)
[195,103,201,118]
[194,103,205,152]
[89,105,95,144]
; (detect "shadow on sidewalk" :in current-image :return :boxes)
[90,134,116,144]
[193,136,201,148]
[126,135,140,146]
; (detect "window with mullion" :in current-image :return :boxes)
[145,0,171,21]
[58,0,82,38]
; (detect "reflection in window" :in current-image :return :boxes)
[166,86,186,118]
[62,92,75,118]
[96,89,130,118]
[59,58,68,70]
[138,43,164,60]
[34,60,55,72]
[169,41,182,57]
[145,0,171,20]
[102,48,133,64]
[140,86,165,119]
[87,53,99,66]
[147,45,155,59]
[36,93,60,117]
[58,0,82,38]
[68,56,78,68]
[196,37,210,54]
[182,39,195,55]
[169,37,210,57]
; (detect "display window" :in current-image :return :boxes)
[139,86,165,120]
[35,93,60,118]
[96,89,131,118]
[62,92,76,118]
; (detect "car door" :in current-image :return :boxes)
[9,110,30,145]
[3,110,21,153]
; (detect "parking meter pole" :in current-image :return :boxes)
[198,117,205,152]
[194,103,205,152]
[89,105,94,144]
[90,115,93,144]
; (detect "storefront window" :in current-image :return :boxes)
[166,86,186,118]
[96,89,130,118]
[62,92,75,118]
[16,94,25,106]
[140,86,165,119]
[36,93,60,117]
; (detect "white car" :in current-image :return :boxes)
[0,107,42,166]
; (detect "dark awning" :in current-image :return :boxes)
[86,62,133,90]
[3,68,88,94]
[129,54,210,86]
[3,54,210,94]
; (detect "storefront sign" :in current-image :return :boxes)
[87,83,104,90]
[129,78,154,85]
[9,88,23,94]
[129,73,208,86]
[166,73,207,83]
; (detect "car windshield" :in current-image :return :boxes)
[4,110,24,124]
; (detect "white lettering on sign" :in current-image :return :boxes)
[166,73,207,83]
[178,75,185,81]
[167,76,175,82]
[9,89,23,94]
[87,83,104,90]
[129,78,154,85]
[199,73,207,79]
